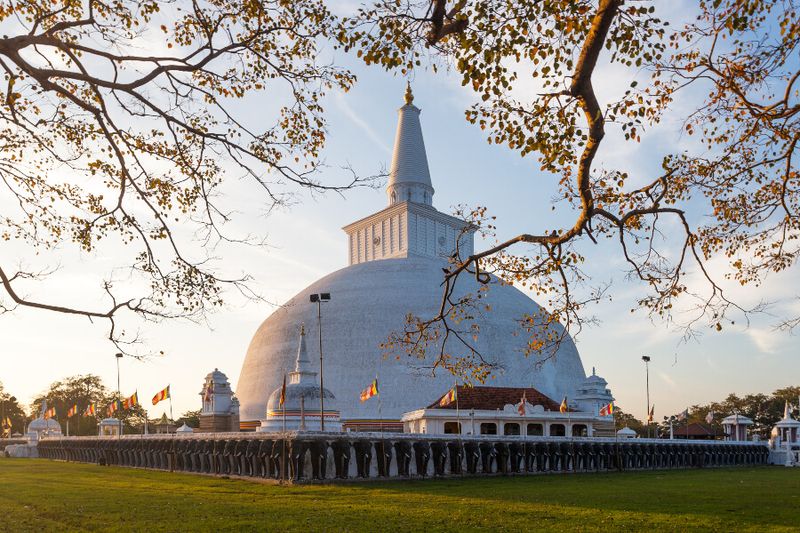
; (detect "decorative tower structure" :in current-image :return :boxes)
[342,84,474,266]
[573,368,615,437]
[769,401,800,466]
[259,325,341,432]
[199,368,240,432]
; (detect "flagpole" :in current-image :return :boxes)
[685,410,689,440]
[168,385,174,425]
[282,374,286,485]
[454,380,460,438]
[377,373,383,440]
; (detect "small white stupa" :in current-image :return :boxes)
[259,325,341,432]
[26,400,62,442]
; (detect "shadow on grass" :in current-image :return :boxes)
[2,460,798,532]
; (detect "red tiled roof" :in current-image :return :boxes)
[676,422,724,437]
[426,385,562,411]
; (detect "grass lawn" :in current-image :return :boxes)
[1,459,798,532]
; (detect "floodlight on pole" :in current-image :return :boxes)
[309,293,331,431]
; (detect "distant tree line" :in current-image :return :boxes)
[614,386,800,439]
[1,375,200,437]
[657,386,800,439]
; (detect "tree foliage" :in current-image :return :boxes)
[0,0,370,356]
[0,382,26,436]
[658,385,800,438]
[177,408,201,428]
[31,374,114,435]
[343,0,800,379]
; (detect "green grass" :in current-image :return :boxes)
[1,459,798,532]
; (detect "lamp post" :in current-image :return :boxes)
[115,352,123,437]
[642,355,651,438]
[309,293,331,431]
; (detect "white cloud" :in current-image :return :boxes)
[746,327,785,354]
[333,91,392,154]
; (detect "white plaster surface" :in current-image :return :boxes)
[236,255,587,423]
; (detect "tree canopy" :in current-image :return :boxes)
[0,0,372,356]
[343,0,800,379]
[1,1,797,380]
[0,382,25,436]
[657,385,800,438]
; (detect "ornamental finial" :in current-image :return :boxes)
[404,81,414,105]
[300,323,305,336]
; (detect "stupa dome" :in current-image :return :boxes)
[28,417,61,433]
[235,88,588,428]
[237,256,586,425]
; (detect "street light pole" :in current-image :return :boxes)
[642,355,651,438]
[309,293,331,431]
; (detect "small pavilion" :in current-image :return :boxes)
[721,413,754,441]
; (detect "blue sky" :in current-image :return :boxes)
[1,3,798,422]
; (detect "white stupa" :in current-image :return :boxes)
[236,86,588,430]
[25,400,62,442]
[258,325,341,432]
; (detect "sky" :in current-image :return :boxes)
[1,2,799,423]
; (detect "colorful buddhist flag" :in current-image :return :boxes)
[83,403,96,417]
[676,408,688,422]
[599,402,614,417]
[439,387,457,407]
[359,379,379,403]
[559,396,568,413]
[279,374,286,407]
[517,392,527,416]
[705,411,714,424]
[44,407,56,419]
[122,391,139,410]
[152,385,170,406]
[67,404,78,417]
[647,404,655,422]
[107,399,121,417]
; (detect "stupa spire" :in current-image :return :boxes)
[387,83,434,207]
[291,324,316,383]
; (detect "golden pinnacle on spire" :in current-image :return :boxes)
[404,81,414,105]
[300,323,305,336]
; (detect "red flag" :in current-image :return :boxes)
[152,385,170,406]
[439,387,457,407]
[359,379,379,403]
[517,392,527,416]
[122,391,138,410]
